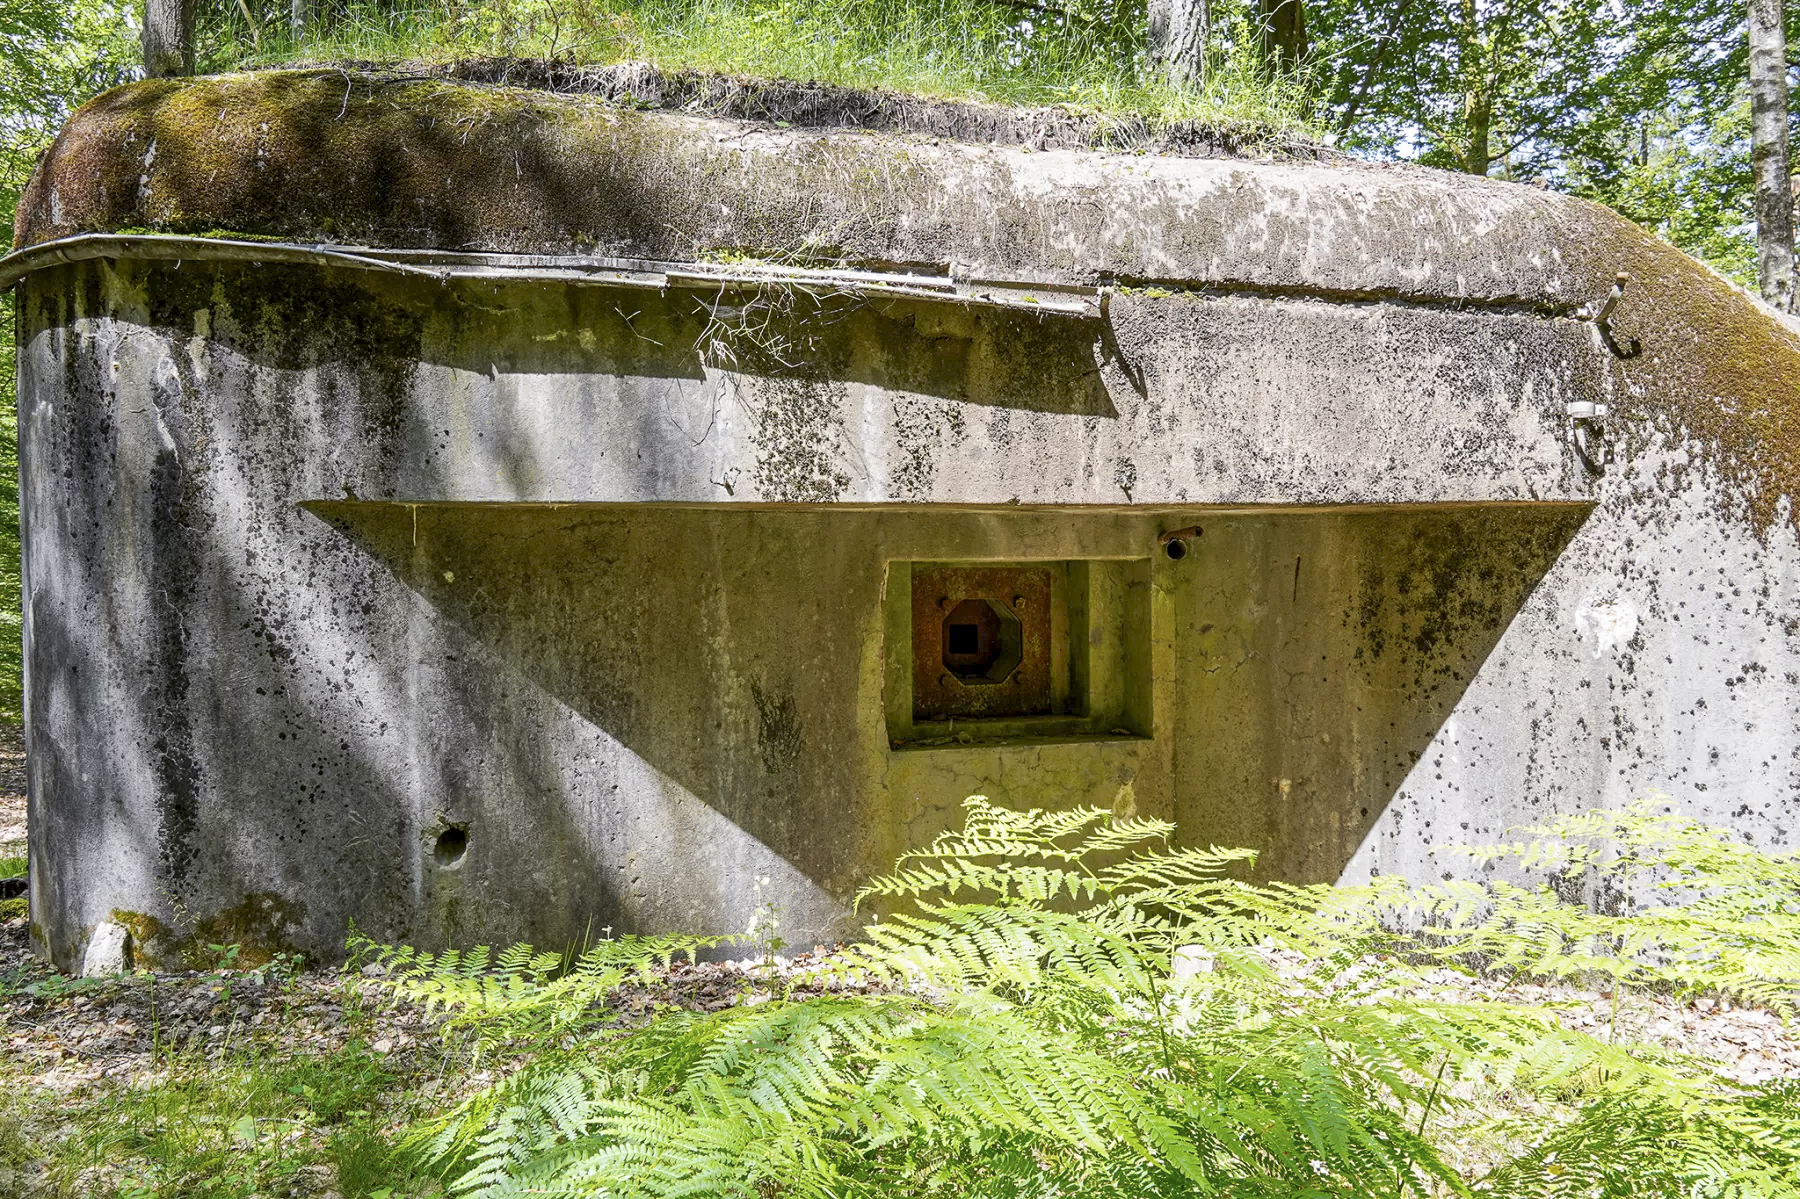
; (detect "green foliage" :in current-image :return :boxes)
[1248,801,1800,1012]
[0,1,136,724]
[1580,99,1758,285]
[355,929,725,1051]
[0,290,25,722]
[201,0,1311,129]
[367,798,1800,1198]
[1312,0,1745,175]
[1303,0,1772,282]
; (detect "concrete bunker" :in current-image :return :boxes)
[7,70,1800,970]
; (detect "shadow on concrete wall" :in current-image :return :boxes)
[308,500,1593,929]
[1167,504,1593,883]
[304,502,885,937]
[134,263,1118,419]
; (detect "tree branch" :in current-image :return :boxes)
[1338,0,1415,136]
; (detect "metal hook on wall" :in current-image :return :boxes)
[1580,271,1642,359]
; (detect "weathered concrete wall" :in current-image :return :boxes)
[13,72,1800,968]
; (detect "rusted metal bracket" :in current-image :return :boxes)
[1578,271,1641,359]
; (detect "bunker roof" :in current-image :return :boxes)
[4,68,1685,303]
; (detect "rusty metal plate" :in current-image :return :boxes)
[912,566,1053,721]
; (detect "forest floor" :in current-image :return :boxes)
[0,726,25,864]
[0,919,831,1197]
[0,731,1795,1195]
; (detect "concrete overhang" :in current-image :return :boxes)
[10,69,1800,530]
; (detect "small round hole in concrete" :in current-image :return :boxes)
[434,826,468,868]
[1165,538,1188,561]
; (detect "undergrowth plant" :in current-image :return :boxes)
[363,797,1800,1197]
[1264,800,1800,1010]
[195,0,1316,132]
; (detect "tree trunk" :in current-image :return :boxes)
[141,0,195,78]
[1457,0,1491,174]
[292,0,316,39]
[1462,87,1493,173]
[1149,0,1210,87]
[1337,0,1414,137]
[1258,0,1307,74]
[1750,0,1795,310]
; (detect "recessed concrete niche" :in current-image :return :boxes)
[9,69,1800,969]
[893,560,1152,746]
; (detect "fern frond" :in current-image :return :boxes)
[376,794,1800,1199]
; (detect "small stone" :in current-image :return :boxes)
[1171,945,1215,980]
[80,921,131,977]
[371,1038,393,1054]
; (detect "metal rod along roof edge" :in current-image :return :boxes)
[0,233,1099,316]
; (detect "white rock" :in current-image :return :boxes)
[81,921,132,977]
[1171,945,1215,981]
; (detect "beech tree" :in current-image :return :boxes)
[1149,0,1210,84]
[142,0,196,77]
[1260,0,1307,73]
[1153,0,1309,83]
[1748,0,1794,308]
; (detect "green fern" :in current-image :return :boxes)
[1257,800,1800,1009]
[369,796,1800,1198]
[351,930,724,1050]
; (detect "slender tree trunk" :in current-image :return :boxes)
[1463,88,1493,173]
[1457,0,1491,173]
[1259,0,1308,74]
[1149,0,1210,87]
[141,0,195,78]
[1750,0,1795,310]
[292,0,316,39]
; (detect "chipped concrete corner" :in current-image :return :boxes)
[8,70,1800,970]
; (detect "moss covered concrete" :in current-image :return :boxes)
[15,70,1800,538]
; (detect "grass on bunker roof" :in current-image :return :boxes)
[200,0,1317,133]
